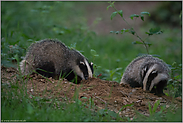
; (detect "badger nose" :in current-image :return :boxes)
[84,75,88,80]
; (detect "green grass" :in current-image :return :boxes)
[1,1,182,122]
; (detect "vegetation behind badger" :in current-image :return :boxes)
[20,39,93,83]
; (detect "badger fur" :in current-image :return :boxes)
[20,39,93,83]
[120,55,171,95]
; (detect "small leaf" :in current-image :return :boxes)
[117,10,123,17]
[10,31,14,37]
[174,74,182,80]
[90,49,99,57]
[146,27,163,36]
[129,28,135,35]
[115,31,119,34]
[145,31,151,35]
[121,28,129,34]
[145,42,152,47]
[130,30,135,35]
[140,15,144,21]
[165,93,169,96]
[130,14,139,20]
[149,27,161,33]
[108,110,118,118]
[107,4,112,10]
[119,103,134,112]
[107,1,115,10]
[27,104,34,114]
[111,11,117,20]
[152,100,160,114]
[148,102,152,115]
[141,11,150,16]
[132,41,143,45]
[81,96,88,99]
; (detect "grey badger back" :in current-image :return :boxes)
[120,55,171,95]
[20,39,93,83]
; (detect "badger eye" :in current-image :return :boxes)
[151,70,158,77]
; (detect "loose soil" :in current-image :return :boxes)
[1,66,182,120]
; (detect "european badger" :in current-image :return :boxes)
[20,39,93,83]
[120,55,171,95]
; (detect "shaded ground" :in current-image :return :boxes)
[1,66,182,120]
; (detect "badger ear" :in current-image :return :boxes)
[151,70,157,74]
[80,61,85,65]
[90,62,93,66]
[142,66,147,78]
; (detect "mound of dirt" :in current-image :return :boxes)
[1,66,182,120]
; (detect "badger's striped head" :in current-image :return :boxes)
[73,58,93,80]
[141,63,169,94]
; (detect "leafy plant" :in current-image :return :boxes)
[133,101,182,122]
[166,62,182,97]
[103,67,123,82]
[148,100,162,116]
[107,1,163,54]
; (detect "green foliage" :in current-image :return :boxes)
[97,108,123,121]
[133,102,182,122]
[130,12,150,21]
[107,2,165,54]
[166,62,182,97]
[103,67,123,82]
[119,103,134,113]
[148,100,161,116]
[90,49,99,58]
[1,1,182,121]
[110,10,123,20]
[146,27,163,36]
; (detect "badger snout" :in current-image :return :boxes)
[84,75,88,80]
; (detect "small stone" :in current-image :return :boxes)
[114,100,118,104]
[166,105,170,108]
[136,100,141,103]
[176,96,182,102]
[132,89,136,93]
[141,101,146,106]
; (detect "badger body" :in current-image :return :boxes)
[20,39,93,83]
[120,55,170,95]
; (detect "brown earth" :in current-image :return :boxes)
[1,66,182,120]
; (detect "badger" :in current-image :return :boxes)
[20,39,93,83]
[120,55,171,95]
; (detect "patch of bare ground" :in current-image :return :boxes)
[1,66,182,120]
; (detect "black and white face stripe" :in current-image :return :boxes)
[74,58,93,80]
[143,64,158,91]
[142,64,168,92]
